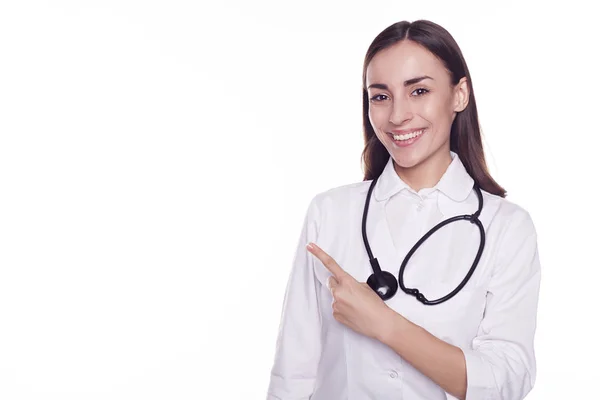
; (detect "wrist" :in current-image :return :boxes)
[376,307,408,344]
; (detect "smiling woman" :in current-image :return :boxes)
[267,19,541,400]
[361,23,505,199]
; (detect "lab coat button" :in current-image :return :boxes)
[389,370,398,378]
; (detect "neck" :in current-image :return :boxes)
[393,150,453,192]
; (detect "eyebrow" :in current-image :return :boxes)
[367,75,434,90]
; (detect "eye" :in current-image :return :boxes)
[369,94,389,102]
[412,88,429,97]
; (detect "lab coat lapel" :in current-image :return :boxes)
[357,197,401,284]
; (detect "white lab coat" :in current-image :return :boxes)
[267,151,541,400]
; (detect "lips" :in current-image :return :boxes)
[389,129,425,140]
[390,127,426,135]
[388,128,426,147]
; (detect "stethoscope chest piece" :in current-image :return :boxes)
[367,267,398,301]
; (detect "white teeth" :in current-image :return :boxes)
[392,129,424,141]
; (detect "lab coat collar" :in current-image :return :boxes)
[373,151,474,203]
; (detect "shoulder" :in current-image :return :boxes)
[479,189,539,257]
[309,179,372,213]
[302,179,372,233]
[482,190,536,229]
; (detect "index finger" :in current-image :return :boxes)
[306,242,348,280]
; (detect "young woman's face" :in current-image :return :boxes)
[365,40,468,169]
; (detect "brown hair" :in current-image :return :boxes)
[360,20,506,198]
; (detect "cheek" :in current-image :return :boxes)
[419,99,440,118]
[420,99,454,128]
[368,106,388,128]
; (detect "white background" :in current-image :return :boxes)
[0,1,598,399]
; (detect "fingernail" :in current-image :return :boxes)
[306,242,314,250]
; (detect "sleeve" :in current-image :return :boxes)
[266,196,324,400]
[461,210,542,400]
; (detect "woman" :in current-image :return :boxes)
[267,19,541,400]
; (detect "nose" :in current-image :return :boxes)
[388,99,412,126]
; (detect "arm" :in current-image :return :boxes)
[378,210,541,400]
[378,310,468,398]
[267,197,323,400]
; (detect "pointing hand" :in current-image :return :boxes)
[306,242,395,340]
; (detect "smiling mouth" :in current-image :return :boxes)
[390,129,426,141]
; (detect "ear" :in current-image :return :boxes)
[453,77,469,112]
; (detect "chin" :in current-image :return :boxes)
[387,144,425,168]
[391,154,422,169]
[390,137,450,166]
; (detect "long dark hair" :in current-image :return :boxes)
[360,20,506,198]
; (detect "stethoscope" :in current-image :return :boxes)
[362,175,486,304]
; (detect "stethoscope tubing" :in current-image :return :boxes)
[362,175,485,305]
